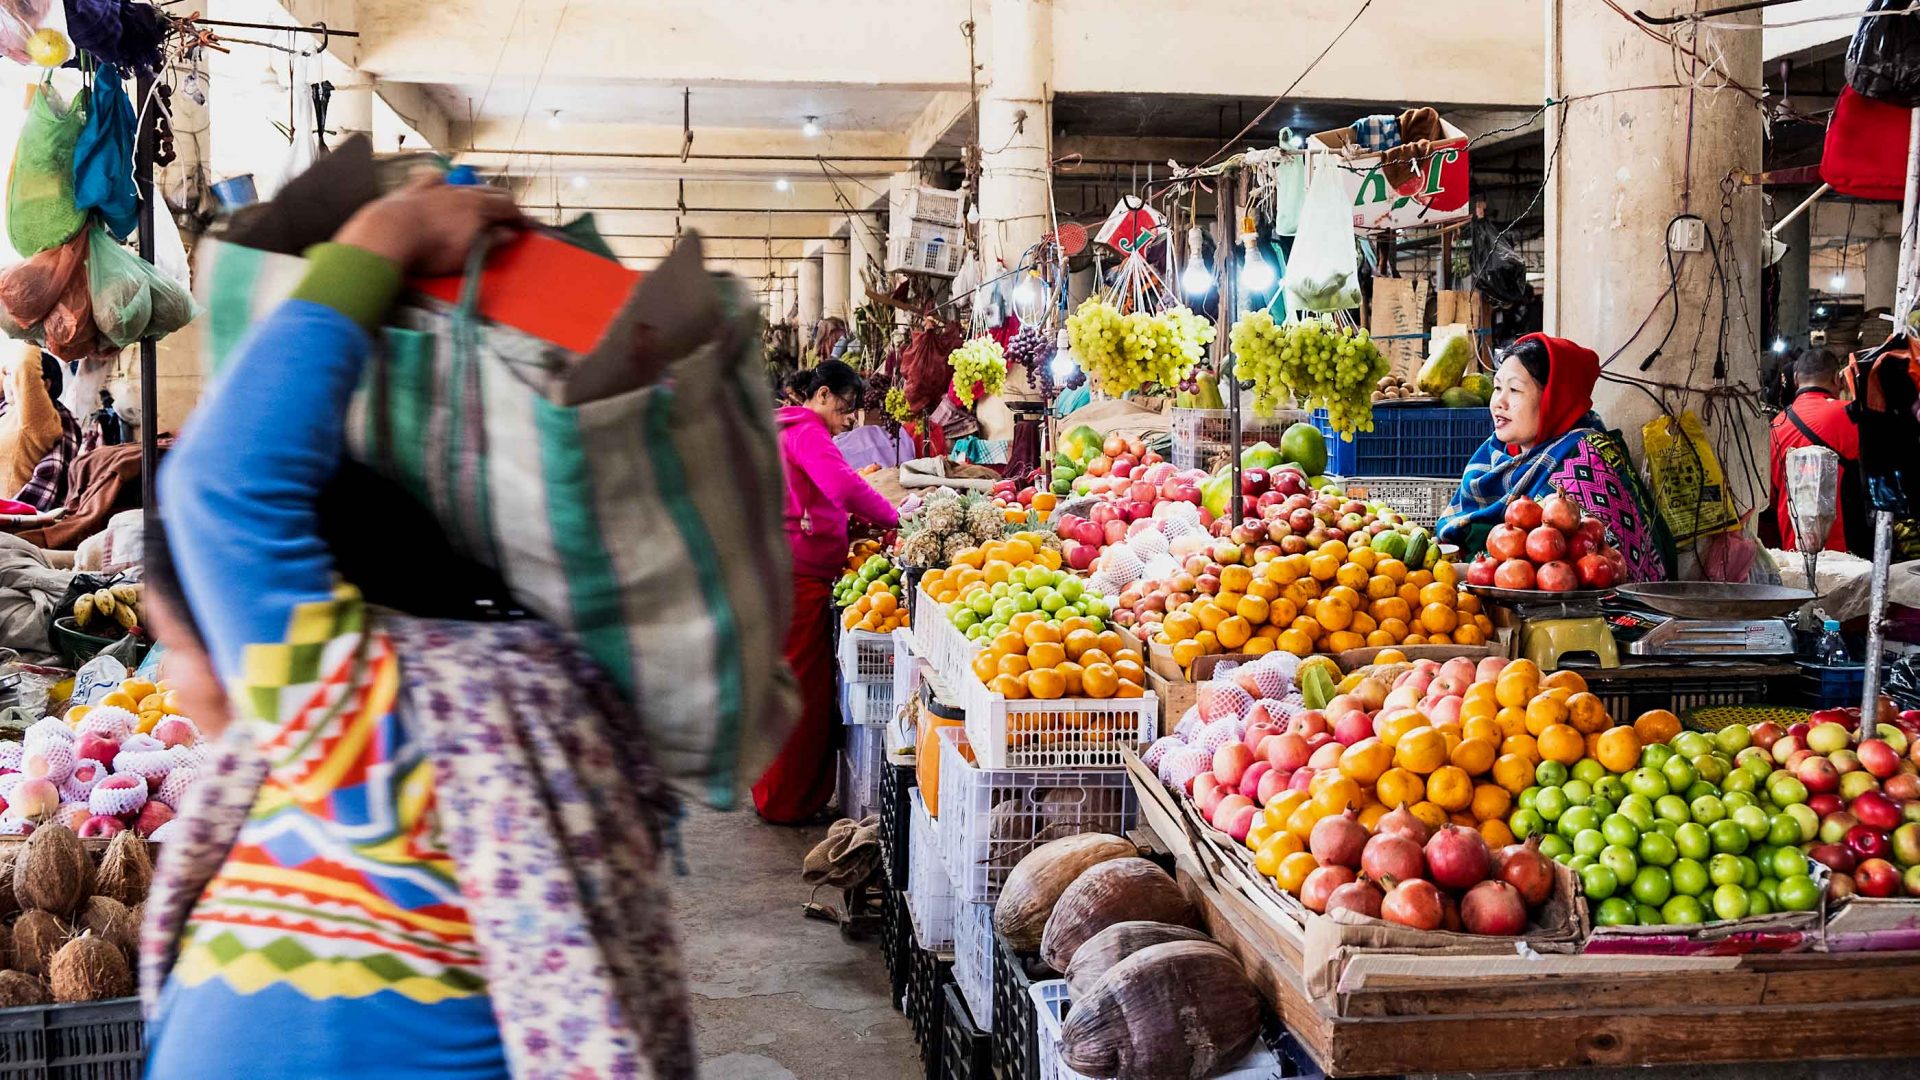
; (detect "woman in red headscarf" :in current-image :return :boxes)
[1436,334,1674,583]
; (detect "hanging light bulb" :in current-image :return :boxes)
[802,116,821,138]
[1237,216,1275,295]
[774,177,791,193]
[1772,338,1789,355]
[569,175,589,191]
[545,110,563,130]
[1052,329,1077,381]
[1816,305,1829,317]
[1010,271,1046,324]
[1179,226,1212,299]
[1830,271,1848,291]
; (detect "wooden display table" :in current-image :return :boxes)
[1126,752,1920,1077]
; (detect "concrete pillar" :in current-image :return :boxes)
[821,237,850,320]
[1775,190,1811,356]
[977,0,1054,273]
[1545,0,1767,516]
[849,215,885,309]
[797,258,823,332]
[324,65,375,150]
[1865,236,1900,313]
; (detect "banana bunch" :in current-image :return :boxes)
[73,583,141,634]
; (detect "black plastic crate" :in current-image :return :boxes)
[906,941,952,1064]
[882,888,910,1012]
[880,753,915,891]
[0,998,144,1080]
[990,934,1055,1080]
[1259,1011,1328,1079]
[1583,673,1771,727]
[940,983,991,1080]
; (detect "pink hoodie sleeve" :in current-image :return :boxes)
[790,419,901,527]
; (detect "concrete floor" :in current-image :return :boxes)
[674,804,921,1080]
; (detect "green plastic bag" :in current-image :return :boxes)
[88,224,196,347]
[6,81,87,257]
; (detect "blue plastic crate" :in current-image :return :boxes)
[1796,662,1880,710]
[1311,405,1491,478]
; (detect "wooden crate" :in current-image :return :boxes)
[1123,750,1920,1077]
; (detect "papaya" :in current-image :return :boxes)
[1441,386,1484,408]
[1458,372,1493,403]
[1195,373,1225,411]
[1417,329,1473,396]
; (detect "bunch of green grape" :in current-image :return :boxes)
[883,386,912,423]
[1229,312,1389,439]
[949,337,1009,407]
[1066,298,1215,396]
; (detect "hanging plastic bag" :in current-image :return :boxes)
[1642,410,1739,546]
[1846,0,1920,106]
[1283,156,1360,313]
[88,224,195,347]
[0,226,85,330]
[73,63,139,240]
[1270,131,1308,236]
[276,51,320,193]
[6,80,88,256]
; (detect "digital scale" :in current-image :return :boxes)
[1608,582,1809,659]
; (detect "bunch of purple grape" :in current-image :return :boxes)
[1006,324,1057,398]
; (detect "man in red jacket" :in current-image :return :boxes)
[1770,348,1862,553]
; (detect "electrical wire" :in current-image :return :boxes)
[1195,0,1376,168]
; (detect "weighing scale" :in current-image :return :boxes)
[1466,586,1619,669]
[1607,582,1811,659]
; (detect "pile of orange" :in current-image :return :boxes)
[919,532,1062,605]
[1151,539,1493,670]
[70,676,182,735]
[841,579,909,633]
[968,612,1147,701]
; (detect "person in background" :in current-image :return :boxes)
[1436,334,1674,582]
[757,360,899,824]
[1769,347,1865,554]
[145,175,694,1079]
[0,350,78,510]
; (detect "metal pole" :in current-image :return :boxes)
[1860,106,1920,735]
[1217,171,1243,526]
[135,69,158,527]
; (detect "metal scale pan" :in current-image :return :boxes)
[1613,583,1812,657]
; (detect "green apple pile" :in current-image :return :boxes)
[946,566,1113,643]
[835,554,903,609]
[1507,724,1824,928]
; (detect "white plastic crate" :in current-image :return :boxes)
[1344,475,1458,529]
[839,722,884,821]
[912,587,980,689]
[961,674,1158,770]
[899,185,966,228]
[1030,980,1285,1080]
[842,681,895,727]
[838,629,896,685]
[888,221,965,277]
[935,726,1138,903]
[1169,407,1310,472]
[892,628,926,721]
[908,789,957,952]
[954,901,995,1030]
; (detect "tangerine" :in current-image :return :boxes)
[1394,726,1448,773]
[1450,736,1498,776]
[1027,669,1066,699]
[1524,694,1570,736]
[1082,663,1120,699]
[1634,708,1681,744]
[1595,725,1643,773]
[1470,782,1512,822]
[1537,723,1585,765]
[1566,691,1610,734]
[1491,753,1535,794]
[1480,817,1517,849]
[1425,766,1473,811]
[1407,801,1450,830]
[989,674,1028,699]
[1274,850,1319,893]
[1374,767,1425,809]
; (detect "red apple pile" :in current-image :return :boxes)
[1236,466,1406,549]
[1051,463,1214,573]
[1466,494,1629,593]
[1762,708,1920,899]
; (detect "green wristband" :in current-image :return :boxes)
[290,242,405,331]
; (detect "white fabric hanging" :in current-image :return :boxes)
[278,46,319,191]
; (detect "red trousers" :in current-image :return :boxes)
[753,575,840,823]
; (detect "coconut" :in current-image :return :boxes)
[79,895,136,964]
[49,935,132,1003]
[1040,858,1198,972]
[14,825,90,915]
[993,833,1137,953]
[0,971,48,1008]
[1060,940,1262,1080]
[94,830,150,907]
[0,846,19,918]
[12,909,68,977]
[1064,920,1213,1000]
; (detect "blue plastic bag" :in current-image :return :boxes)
[73,63,138,240]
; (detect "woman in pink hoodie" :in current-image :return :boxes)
[756,361,901,823]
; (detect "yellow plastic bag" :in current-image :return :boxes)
[1642,410,1738,545]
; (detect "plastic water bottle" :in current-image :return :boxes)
[1818,619,1851,666]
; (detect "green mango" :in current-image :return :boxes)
[1200,471,1234,519]
[1459,372,1494,403]
[1279,422,1328,476]
[1058,424,1106,465]
[1240,440,1284,471]
[1441,386,1485,408]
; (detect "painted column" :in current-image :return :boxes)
[976,0,1054,275]
[821,236,850,321]
[848,215,885,310]
[1545,0,1767,516]
[1775,191,1811,356]
[1865,236,1900,314]
[797,257,823,335]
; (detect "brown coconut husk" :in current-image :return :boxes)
[49,935,131,1003]
[93,830,150,907]
[14,826,91,916]
[0,970,49,1008]
[77,896,135,965]
[0,847,20,918]
[11,909,68,978]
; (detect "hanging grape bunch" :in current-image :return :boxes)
[1229,312,1389,439]
[949,337,1009,408]
[1006,324,1057,398]
[1065,298,1215,397]
[884,386,912,423]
